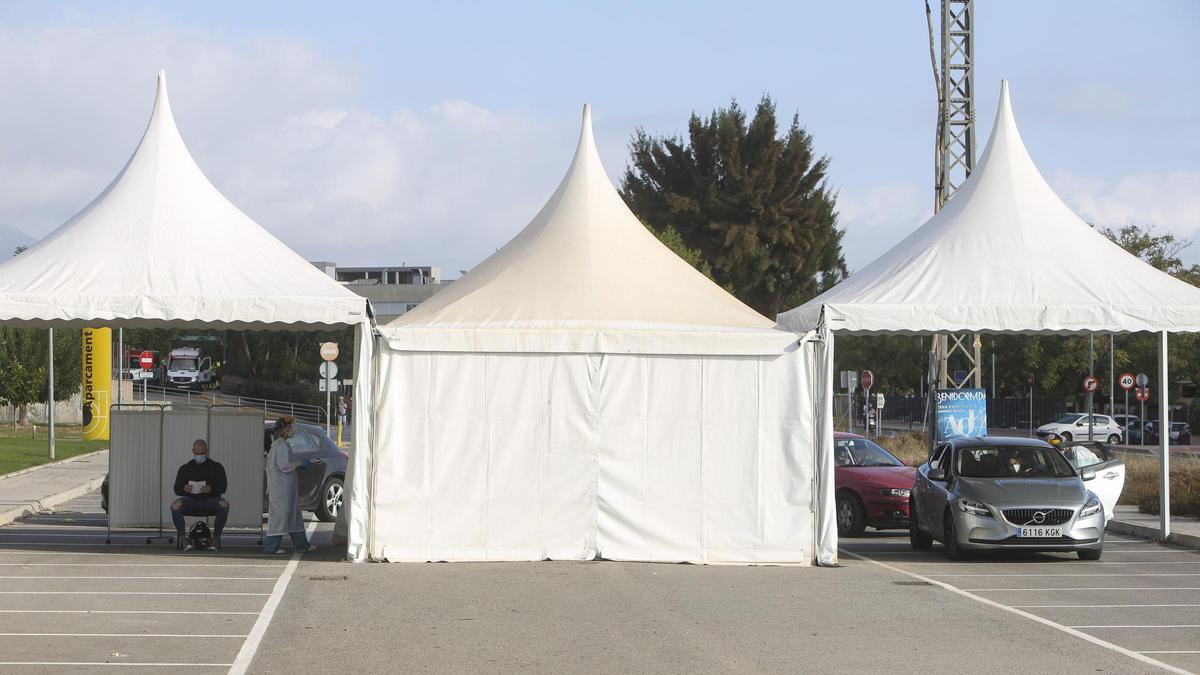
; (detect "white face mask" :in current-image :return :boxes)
[1009,463,1021,474]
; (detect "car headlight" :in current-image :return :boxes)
[879,488,911,498]
[958,498,992,518]
[1080,492,1103,518]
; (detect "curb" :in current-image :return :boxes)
[0,449,108,481]
[0,475,106,527]
[1107,519,1200,551]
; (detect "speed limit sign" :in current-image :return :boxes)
[1083,376,1099,393]
[1118,373,1135,391]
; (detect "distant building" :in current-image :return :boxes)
[311,262,451,322]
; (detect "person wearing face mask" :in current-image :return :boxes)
[170,439,229,550]
[264,416,316,554]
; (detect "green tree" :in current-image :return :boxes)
[0,327,82,425]
[621,96,845,316]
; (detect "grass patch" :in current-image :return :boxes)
[1120,455,1200,517]
[880,432,930,466]
[0,425,107,476]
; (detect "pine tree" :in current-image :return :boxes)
[621,96,845,316]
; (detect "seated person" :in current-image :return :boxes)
[170,439,229,550]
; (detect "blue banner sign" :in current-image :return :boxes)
[935,388,988,440]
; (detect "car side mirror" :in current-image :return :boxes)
[1081,470,1096,481]
[928,467,946,481]
[1076,421,1086,426]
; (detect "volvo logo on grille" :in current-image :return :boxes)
[1031,511,1047,524]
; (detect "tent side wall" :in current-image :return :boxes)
[361,343,822,563]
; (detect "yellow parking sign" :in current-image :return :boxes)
[81,327,112,441]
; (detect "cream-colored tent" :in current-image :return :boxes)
[348,106,836,564]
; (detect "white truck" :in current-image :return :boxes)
[165,347,215,390]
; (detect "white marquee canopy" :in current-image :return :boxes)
[383,105,793,355]
[350,106,836,565]
[778,81,1200,336]
[0,71,367,329]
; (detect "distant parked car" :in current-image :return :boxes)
[1140,421,1192,446]
[1112,414,1140,430]
[1036,414,1123,444]
[834,432,918,536]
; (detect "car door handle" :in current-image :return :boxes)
[311,458,324,464]
[1103,472,1118,479]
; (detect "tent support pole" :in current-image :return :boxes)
[48,328,55,460]
[1158,330,1170,538]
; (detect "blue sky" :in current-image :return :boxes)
[0,1,1197,275]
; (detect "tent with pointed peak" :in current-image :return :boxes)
[0,71,368,329]
[778,81,1200,336]
[776,81,1200,541]
[0,73,374,545]
[350,105,837,565]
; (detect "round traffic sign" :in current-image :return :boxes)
[1083,376,1099,393]
[319,361,338,380]
[1118,373,1135,391]
[860,370,874,391]
[1136,386,1150,402]
[1136,372,1149,387]
[139,350,154,369]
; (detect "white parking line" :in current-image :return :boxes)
[0,576,275,580]
[1142,651,1200,655]
[1070,625,1200,629]
[1013,604,1200,608]
[0,559,283,564]
[962,587,1200,592]
[0,633,246,638]
[0,658,229,662]
[931,573,1200,577]
[228,522,317,675]
[0,591,269,596]
[0,610,259,615]
[894,561,1200,566]
[842,549,1192,675]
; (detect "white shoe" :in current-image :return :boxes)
[273,548,286,554]
[302,545,317,554]
[184,544,195,551]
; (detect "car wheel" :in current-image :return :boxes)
[1078,548,1102,561]
[836,491,867,537]
[943,510,965,561]
[315,476,344,523]
[1061,431,1073,442]
[1107,434,1120,444]
[909,499,933,550]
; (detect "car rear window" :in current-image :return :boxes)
[956,445,1075,478]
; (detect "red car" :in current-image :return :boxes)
[834,432,917,536]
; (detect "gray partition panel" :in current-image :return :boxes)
[159,409,209,527]
[208,409,265,529]
[110,409,164,528]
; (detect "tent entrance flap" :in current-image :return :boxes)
[362,345,821,563]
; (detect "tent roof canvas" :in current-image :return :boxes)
[778,81,1200,335]
[0,71,367,329]
[383,105,796,355]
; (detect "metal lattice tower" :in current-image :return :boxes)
[936,0,977,211]
[929,0,981,392]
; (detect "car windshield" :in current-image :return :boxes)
[1053,414,1084,424]
[956,445,1075,478]
[169,358,197,370]
[835,438,904,467]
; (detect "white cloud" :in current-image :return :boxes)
[0,12,579,275]
[836,182,930,272]
[1051,170,1200,263]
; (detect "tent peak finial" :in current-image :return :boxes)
[581,103,592,132]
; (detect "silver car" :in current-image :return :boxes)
[910,437,1105,560]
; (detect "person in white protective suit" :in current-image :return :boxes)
[264,416,316,554]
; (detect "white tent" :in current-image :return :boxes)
[0,72,367,330]
[779,81,1200,336]
[0,72,374,519]
[778,81,1200,536]
[349,105,836,564]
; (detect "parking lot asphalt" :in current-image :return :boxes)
[3,494,1198,674]
[0,491,323,673]
[840,532,1200,675]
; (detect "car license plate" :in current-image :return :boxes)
[1017,526,1062,538]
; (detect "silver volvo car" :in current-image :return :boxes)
[910,436,1106,560]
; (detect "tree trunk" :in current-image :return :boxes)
[240,331,257,377]
[17,403,29,426]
